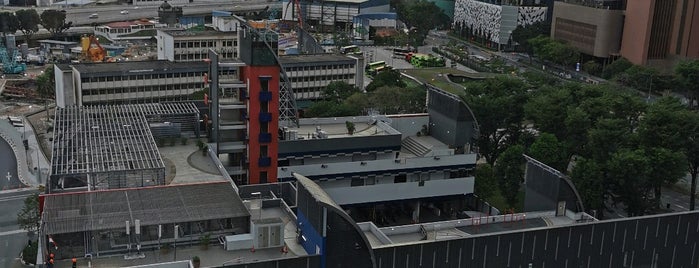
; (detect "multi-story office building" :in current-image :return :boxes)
[157,29,239,61]
[282,0,390,31]
[621,0,699,65]
[453,0,548,50]
[54,61,207,107]
[279,54,362,101]
[550,0,624,58]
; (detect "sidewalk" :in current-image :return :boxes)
[20,116,49,187]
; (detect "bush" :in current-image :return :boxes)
[181,137,188,145]
[21,241,37,265]
[200,233,211,250]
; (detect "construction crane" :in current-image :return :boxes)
[282,0,304,30]
[0,46,27,74]
[81,35,107,62]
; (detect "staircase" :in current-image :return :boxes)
[401,137,432,157]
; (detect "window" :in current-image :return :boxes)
[260,171,268,184]
[394,174,407,183]
[260,145,268,157]
[365,176,375,185]
[350,177,364,187]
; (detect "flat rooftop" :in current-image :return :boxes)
[68,60,208,76]
[363,211,594,248]
[287,116,400,139]
[279,53,356,65]
[161,28,236,37]
[42,182,249,235]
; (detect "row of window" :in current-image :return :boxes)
[82,84,201,95]
[81,72,206,83]
[174,52,237,61]
[284,64,354,72]
[289,74,354,83]
[348,170,472,187]
[173,40,237,48]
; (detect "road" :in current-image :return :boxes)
[0,133,22,191]
[62,1,277,26]
[0,189,38,268]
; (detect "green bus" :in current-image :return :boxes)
[340,45,361,55]
[365,61,387,75]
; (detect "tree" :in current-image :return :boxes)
[646,147,686,207]
[15,9,40,44]
[582,60,601,76]
[527,133,567,172]
[36,65,55,98]
[17,193,40,233]
[570,157,605,217]
[601,57,632,79]
[474,163,497,201]
[365,69,405,92]
[495,144,525,208]
[674,59,699,108]
[322,81,360,103]
[607,149,653,216]
[638,97,692,151]
[395,0,450,47]
[528,36,579,67]
[510,21,549,63]
[0,12,19,36]
[40,10,72,37]
[462,77,528,165]
[685,112,699,210]
[305,101,355,118]
[586,118,634,163]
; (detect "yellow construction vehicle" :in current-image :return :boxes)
[81,35,107,62]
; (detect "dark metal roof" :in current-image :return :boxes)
[279,54,356,66]
[70,60,208,76]
[42,182,249,235]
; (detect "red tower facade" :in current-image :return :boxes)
[241,65,279,184]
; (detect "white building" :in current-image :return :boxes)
[157,29,239,62]
[279,54,363,101]
[94,20,166,43]
[54,60,208,107]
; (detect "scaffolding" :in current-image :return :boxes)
[49,104,199,193]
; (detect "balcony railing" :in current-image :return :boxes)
[259,91,272,102]
[258,157,271,167]
[259,132,272,143]
[259,112,272,123]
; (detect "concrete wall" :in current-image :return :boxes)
[322,176,474,205]
[373,211,699,267]
[620,0,655,65]
[551,2,624,58]
[156,30,175,61]
[387,114,430,140]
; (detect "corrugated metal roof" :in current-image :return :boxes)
[42,182,249,234]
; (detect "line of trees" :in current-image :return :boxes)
[304,70,425,118]
[0,9,73,44]
[463,74,699,217]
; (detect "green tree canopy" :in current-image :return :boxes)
[527,132,567,172]
[674,59,699,108]
[17,193,40,233]
[0,12,19,35]
[570,157,605,217]
[495,144,525,208]
[36,65,55,98]
[322,81,361,103]
[15,9,40,43]
[394,0,450,47]
[462,76,528,164]
[474,163,497,201]
[366,69,406,92]
[601,57,632,79]
[40,10,72,37]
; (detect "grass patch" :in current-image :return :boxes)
[402,68,498,95]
